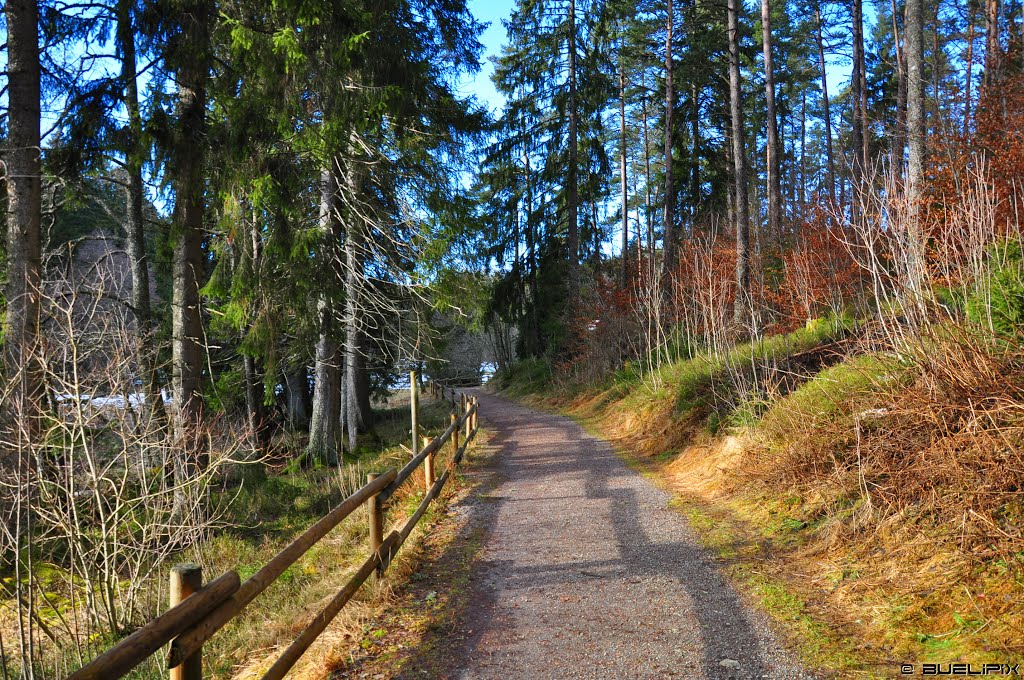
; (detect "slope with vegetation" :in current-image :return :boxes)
[494,308,1024,671]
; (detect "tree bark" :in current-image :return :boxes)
[641,85,654,281]
[932,1,941,133]
[3,0,43,433]
[891,0,909,167]
[728,0,753,330]
[761,0,783,242]
[907,0,926,205]
[307,167,343,465]
[522,131,541,357]
[815,4,837,205]
[344,156,372,452]
[984,0,1001,86]
[690,81,700,226]
[566,0,580,271]
[660,0,677,290]
[965,4,976,135]
[116,0,164,424]
[169,1,211,451]
[799,90,807,217]
[284,364,312,431]
[851,0,868,223]
[619,39,630,289]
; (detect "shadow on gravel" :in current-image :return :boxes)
[392,392,776,679]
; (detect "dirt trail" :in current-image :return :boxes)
[430,390,813,680]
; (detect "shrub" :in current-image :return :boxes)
[966,240,1024,337]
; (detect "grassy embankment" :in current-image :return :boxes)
[493,318,1024,676]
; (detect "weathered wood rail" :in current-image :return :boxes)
[69,378,480,680]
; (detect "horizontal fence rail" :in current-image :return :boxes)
[69,377,480,680]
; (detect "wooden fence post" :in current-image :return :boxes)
[367,473,384,577]
[451,412,459,461]
[410,371,418,458]
[424,436,434,493]
[464,398,471,440]
[169,564,203,680]
[471,397,478,431]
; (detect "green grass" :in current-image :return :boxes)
[680,503,878,676]
[756,353,894,438]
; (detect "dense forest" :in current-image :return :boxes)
[2,0,1024,674]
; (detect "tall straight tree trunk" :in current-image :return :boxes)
[619,41,630,289]
[984,0,1001,86]
[170,2,211,452]
[523,135,541,356]
[907,0,926,205]
[815,4,837,205]
[851,0,868,222]
[567,0,580,270]
[932,2,942,133]
[690,81,701,225]
[761,0,783,242]
[965,5,976,134]
[3,0,43,432]
[799,91,807,216]
[660,0,677,289]
[308,167,343,465]
[728,0,753,330]
[343,155,372,452]
[116,0,163,423]
[891,0,909,165]
[642,87,655,281]
[240,203,267,447]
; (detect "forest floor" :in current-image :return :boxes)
[331,391,813,679]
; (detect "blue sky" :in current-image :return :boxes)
[458,0,516,114]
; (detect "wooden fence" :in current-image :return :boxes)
[68,377,480,680]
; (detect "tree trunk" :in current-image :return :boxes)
[932,2,941,133]
[344,156,372,452]
[984,0,1001,86]
[907,0,926,205]
[728,0,753,330]
[965,5,976,135]
[523,136,541,356]
[642,86,654,281]
[307,167,343,465]
[285,364,311,431]
[851,0,868,223]
[891,0,909,167]
[799,90,807,217]
[242,354,270,449]
[690,81,700,226]
[660,0,677,290]
[761,0,783,242]
[3,0,43,433]
[619,40,629,289]
[566,0,580,271]
[815,4,837,205]
[170,1,211,453]
[116,0,164,424]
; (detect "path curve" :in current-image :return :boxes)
[440,391,812,680]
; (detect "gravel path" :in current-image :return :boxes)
[442,391,813,680]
